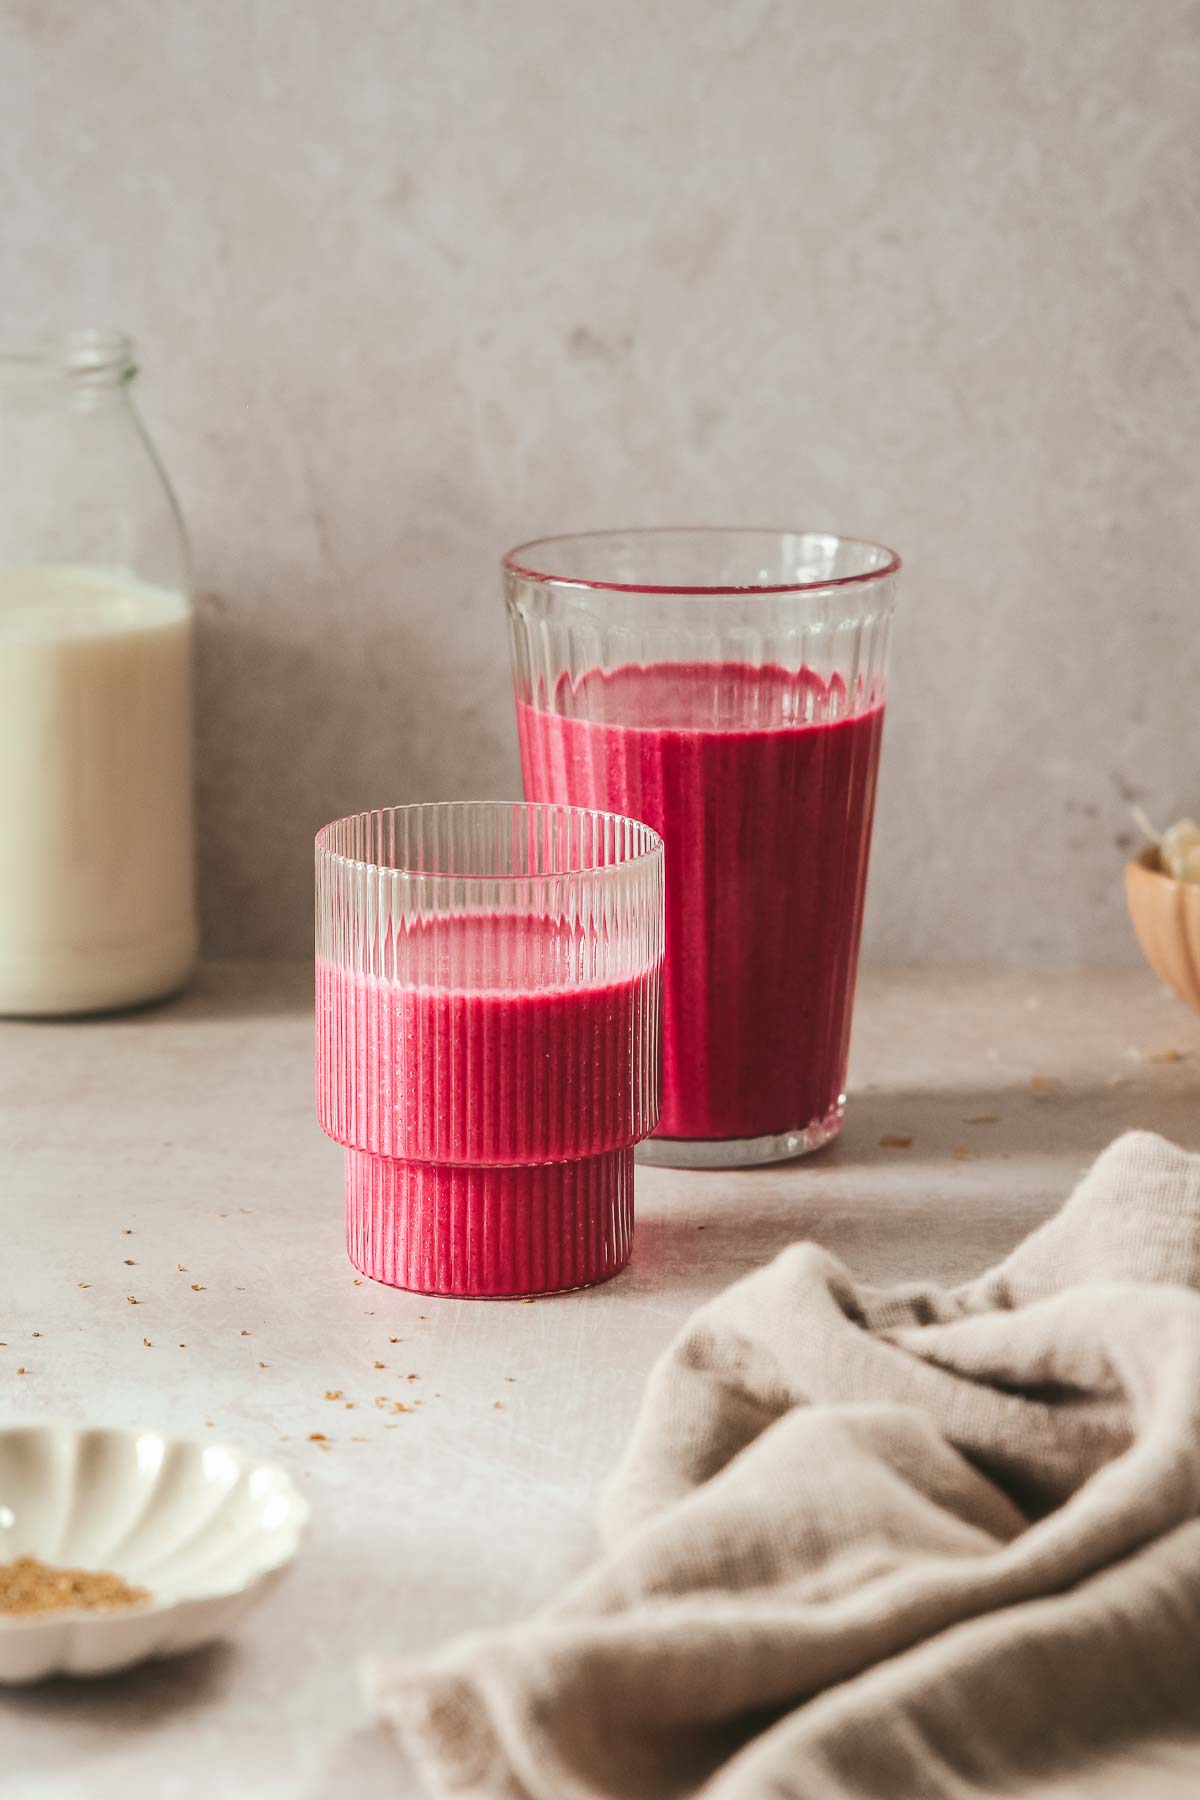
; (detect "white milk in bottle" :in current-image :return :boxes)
[0,331,197,1014]
[0,566,197,1013]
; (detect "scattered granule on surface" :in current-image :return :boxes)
[352,1279,362,1287]
[344,1402,356,1410]
[77,1282,90,1289]
[278,1434,290,1442]
[504,1377,515,1383]
[121,1229,132,1236]
[308,1432,327,1442]
[520,1298,534,1305]
[31,1332,40,1339]
[240,1330,250,1337]
[962,1113,1001,1125]
[388,1335,399,1343]
[373,1360,385,1369]
[1146,1047,1186,1064]
[879,1134,913,1149]
[406,1373,418,1382]
[204,1420,214,1429]
[123,1259,135,1266]
[951,1146,978,1162]
[0,1556,150,1616]
[492,1402,503,1411]
[391,1402,411,1414]
[257,1361,267,1369]
[323,1390,343,1401]
[16,1367,26,1375]
[179,1344,186,1349]
[176,1264,186,1272]
[190,1284,205,1292]
[126,1296,139,1306]
[216,1211,227,1218]
[1031,1075,1060,1094]
[143,1338,152,1347]
[374,1395,388,1409]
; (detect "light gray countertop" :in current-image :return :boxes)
[2,962,1199,1798]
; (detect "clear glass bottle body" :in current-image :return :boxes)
[505,529,898,1167]
[0,331,196,1015]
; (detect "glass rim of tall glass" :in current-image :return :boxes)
[502,527,900,600]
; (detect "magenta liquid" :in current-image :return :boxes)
[518,663,884,1146]
[316,914,653,1295]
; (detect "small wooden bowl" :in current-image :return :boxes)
[1125,848,1200,1011]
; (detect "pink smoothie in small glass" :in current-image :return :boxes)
[518,662,884,1146]
[316,914,655,1295]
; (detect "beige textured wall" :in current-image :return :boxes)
[3,0,1197,963]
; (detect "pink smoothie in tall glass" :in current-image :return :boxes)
[316,913,655,1295]
[518,663,884,1146]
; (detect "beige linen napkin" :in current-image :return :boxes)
[372,1131,1200,1798]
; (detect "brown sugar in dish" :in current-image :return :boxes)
[0,1555,150,1615]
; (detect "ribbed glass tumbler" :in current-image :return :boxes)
[315,802,663,1297]
[505,529,898,1169]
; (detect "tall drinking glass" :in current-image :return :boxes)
[316,801,663,1296]
[505,529,898,1168]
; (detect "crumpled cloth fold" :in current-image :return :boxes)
[373,1131,1200,1798]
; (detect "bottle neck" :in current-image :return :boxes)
[0,331,137,408]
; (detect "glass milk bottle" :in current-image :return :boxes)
[0,331,197,1014]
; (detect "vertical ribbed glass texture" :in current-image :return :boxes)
[316,801,663,1296]
[503,529,898,1168]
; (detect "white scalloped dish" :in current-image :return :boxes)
[0,1423,308,1682]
